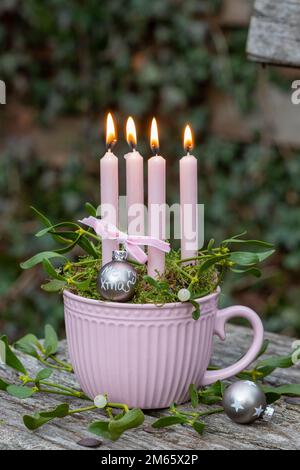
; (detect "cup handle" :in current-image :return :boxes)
[201,305,264,386]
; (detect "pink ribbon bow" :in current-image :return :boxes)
[79,216,170,264]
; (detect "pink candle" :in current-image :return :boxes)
[180,125,198,262]
[124,117,144,236]
[147,118,166,277]
[100,113,119,266]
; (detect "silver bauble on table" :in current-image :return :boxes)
[223,380,274,424]
[97,250,138,302]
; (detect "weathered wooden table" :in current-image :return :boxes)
[1,325,299,450]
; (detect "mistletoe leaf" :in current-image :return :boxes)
[23,404,69,430]
[231,267,261,277]
[199,395,223,405]
[47,231,99,258]
[41,280,67,292]
[54,235,82,254]
[0,378,9,391]
[206,381,225,397]
[78,236,99,258]
[31,206,80,246]
[229,252,259,266]
[262,384,300,403]
[256,355,294,377]
[0,336,27,374]
[42,259,65,280]
[223,231,248,242]
[255,339,270,360]
[230,250,274,267]
[85,202,97,216]
[23,414,53,430]
[223,237,273,249]
[20,252,67,270]
[198,254,229,274]
[207,238,215,251]
[89,421,116,441]
[152,416,187,428]
[256,356,294,371]
[35,368,53,382]
[44,325,58,357]
[39,403,69,418]
[256,250,275,262]
[14,334,39,358]
[192,420,205,435]
[35,222,81,238]
[7,385,35,399]
[198,381,224,404]
[108,408,144,438]
[189,384,199,408]
[143,275,159,288]
[189,300,200,320]
[261,384,300,404]
[71,278,91,291]
[30,206,52,226]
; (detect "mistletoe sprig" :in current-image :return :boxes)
[20,204,275,319]
[1,330,300,441]
[153,339,300,435]
[0,327,144,441]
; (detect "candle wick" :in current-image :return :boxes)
[151,145,159,156]
[128,140,137,152]
[106,138,117,152]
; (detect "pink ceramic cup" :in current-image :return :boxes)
[63,288,264,409]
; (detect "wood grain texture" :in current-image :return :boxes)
[247,0,300,67]
[0,326,300,450]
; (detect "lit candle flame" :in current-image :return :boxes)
[184,125,193,153]
[150,117,159,155]
[126,116,137,150]
[106,112,117,150]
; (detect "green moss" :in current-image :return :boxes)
[66,249,219,304]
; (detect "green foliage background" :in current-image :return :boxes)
[0,0,299,338]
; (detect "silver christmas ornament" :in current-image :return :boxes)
[97,250,138,302]
[223,380,274,424]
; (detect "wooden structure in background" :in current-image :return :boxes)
[247,0,300,68]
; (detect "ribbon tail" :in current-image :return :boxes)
[79,216,102,233]
[79,216,118,240]
[125,242,148,264]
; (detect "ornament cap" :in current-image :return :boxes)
[112,250,128,261]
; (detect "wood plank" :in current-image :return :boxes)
[247,0,300,68]
[0,326,300,450]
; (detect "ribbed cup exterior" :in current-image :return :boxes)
[63,290,220,409]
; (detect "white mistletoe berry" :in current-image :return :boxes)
[177,288,191,302]
[94,394,107,408]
